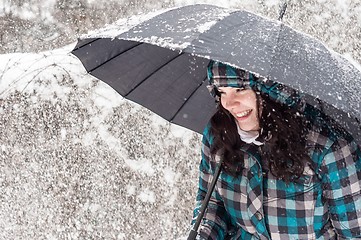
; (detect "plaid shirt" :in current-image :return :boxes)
[192,112,361,239]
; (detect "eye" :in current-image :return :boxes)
[217,89,225,95]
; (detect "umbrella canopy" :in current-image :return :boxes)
[72,4,361,145]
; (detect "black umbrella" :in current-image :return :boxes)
[71,4,361,145]
[71,4,361,238]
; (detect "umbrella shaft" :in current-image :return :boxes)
[278,1,288,21]
[187,158,224,240]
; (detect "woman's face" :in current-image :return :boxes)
[218,87,260,131]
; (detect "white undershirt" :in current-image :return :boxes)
[236,123,263,146]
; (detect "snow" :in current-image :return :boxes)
[83,5,234,51]
[1,1,361,239]
[82,9,171,39]
[0,44,200,239]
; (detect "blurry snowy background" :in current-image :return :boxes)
[0,0,360,239]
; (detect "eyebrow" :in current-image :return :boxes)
[218,86,246,90]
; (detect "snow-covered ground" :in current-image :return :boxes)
[1,1,361,239]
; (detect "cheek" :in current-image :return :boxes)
[244,96,257,109]
[220,97,228,109]
[250,94,259,108]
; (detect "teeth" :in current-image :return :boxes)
[236,110,251,117]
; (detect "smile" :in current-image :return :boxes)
[235,109,252,118]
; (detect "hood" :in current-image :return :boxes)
[207,60,304,109]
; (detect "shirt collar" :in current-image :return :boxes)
[236,123,263,146]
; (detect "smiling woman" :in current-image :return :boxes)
[190,61,361,239]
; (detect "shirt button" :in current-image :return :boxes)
[255,211,263,221]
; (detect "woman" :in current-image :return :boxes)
[191,61,361,239]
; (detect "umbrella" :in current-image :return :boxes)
[71,4,361,146]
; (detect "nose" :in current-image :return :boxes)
[223,94,239,109]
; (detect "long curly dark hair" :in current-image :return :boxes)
[209,89,312,182]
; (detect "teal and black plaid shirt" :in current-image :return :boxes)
[193,116,361,239]
[192,61,361,239]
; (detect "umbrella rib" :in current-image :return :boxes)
[170,74,210,123]
[72,38,99,51]
[267,22,284,78]
[124,52,184,97]
[88,40,143,73]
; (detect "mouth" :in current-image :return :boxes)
[235,109,252,119]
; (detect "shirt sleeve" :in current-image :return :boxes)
[321,137,361,238]
[191,127,234,240]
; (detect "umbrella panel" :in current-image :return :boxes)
[305,95,361,146]
[118,4,235,50]
[171,79,216,133]
[72,38,140,72]
[89,40,180,96]
[185,10,281,78]
[126,53,214,133]
[268,25,356,114]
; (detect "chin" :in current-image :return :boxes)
[243,127,258,132]
[238,121,259,132]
